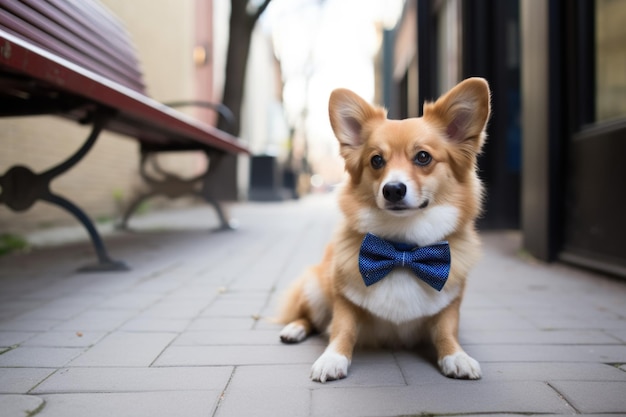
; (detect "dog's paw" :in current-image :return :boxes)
[280,322,307,344]
[310,350,350,383]
[438,351,481,380]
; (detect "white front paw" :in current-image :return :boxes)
[438,351,481,379]
[310,350,350,383]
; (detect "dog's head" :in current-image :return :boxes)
[329,78,491,241]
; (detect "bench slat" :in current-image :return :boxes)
[0,0,144,92]
[23,0,144,85]
[0,29,248,154]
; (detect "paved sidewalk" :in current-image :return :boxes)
[0,194,625,417]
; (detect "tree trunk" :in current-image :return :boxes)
[217,0,272,136]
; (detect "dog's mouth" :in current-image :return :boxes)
[385,199,429,212]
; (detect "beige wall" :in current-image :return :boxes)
[0,0,211,234]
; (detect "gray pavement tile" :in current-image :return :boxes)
[482,362,626,382]
[0,318,61,332]
[0,332,35,348]
[229,352,405,390]
[67,332,176,367]
[467,343,626,363]
[0,347,83,368]
[153,344,324,367]
[36,391,220,417]
[215,387,310,417]
[51,309,136,332]
[22,331,105,348]
[186,317,258,331]
[95,292,163,310]
[118,317,190,333]
[310,381,575,416]
[526,316,626,331]
[227,364,321,389]
[172,329,289,346]
[460,329,623,345]
[460,309,537,331]
[14,302,89,322]
[397,352,626,384]
[202,292,269,318]
[0,299,46,320]
[32,366,233,393]
[0,368,54,394]
[607,328,626,343]
[551,380,626,413]
[0,394,44,417]
[140,298,211,319]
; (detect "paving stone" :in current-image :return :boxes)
[310,381,575,416]
[0,332,35,348]
[140,298,211,319]
[461,309,537,331]
[32,366,233,393]
[0,394,44,417]
[52,309,136,332]
[216,386,310,417]
[229,352,405,391]
[460,329,622,345]
[68,332,175,367]
[607,328,626,343]
[0,368,54,393]
[172,330,287,346]
[0,347,83,367]
[467,344,626,363]
[551,381,626,413]
[153,344,324,366]
[95,292,163,310]
[14,304,88,322]
[186,317,258,331]
[118,317,190,332]
[0,318,61,332]
[22,331,105,348]
[36,391,220,417]
[202,293,269,318]
[395,352,626,384]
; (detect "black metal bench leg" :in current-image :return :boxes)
[42,193,128,272]
[117,191,158,230]
[0,112,128,272]
[198,192,236,231]
[120,151,236,231]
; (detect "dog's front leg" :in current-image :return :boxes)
[310,295,359,383]
[430,296,481,379]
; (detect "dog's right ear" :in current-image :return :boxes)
[328,89,385,177]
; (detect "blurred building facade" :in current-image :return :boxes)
[384,0,626,277]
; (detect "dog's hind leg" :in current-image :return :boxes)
[280,318,314,343]
[277,269,326,344]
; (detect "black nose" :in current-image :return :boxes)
[382,182,407,203]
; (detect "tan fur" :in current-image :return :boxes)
[278,78,491,382]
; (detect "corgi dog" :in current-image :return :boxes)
[278,78,491,383]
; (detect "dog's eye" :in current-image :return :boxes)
[370,155,385,169]
[414,151,432,166]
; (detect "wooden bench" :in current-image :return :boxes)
[0,1,249,271]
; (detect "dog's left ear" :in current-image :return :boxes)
[424,77,491,153]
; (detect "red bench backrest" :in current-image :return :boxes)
[0,0,145,93]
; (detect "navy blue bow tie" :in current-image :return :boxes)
[358,233,451,291]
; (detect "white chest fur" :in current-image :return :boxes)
[342,268,461,325]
